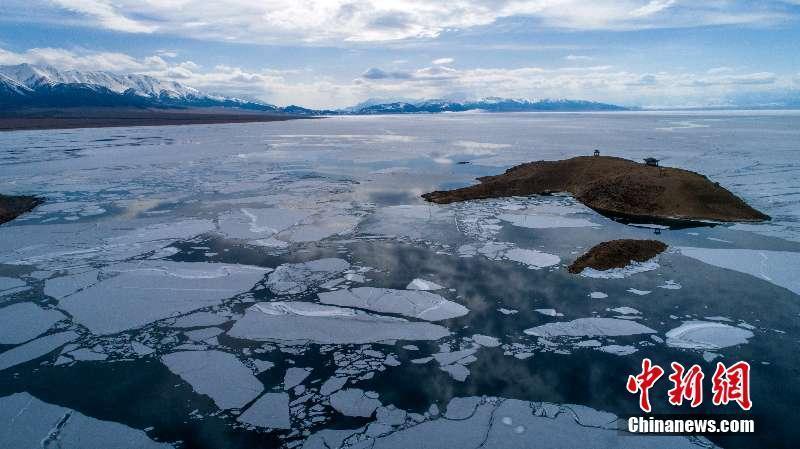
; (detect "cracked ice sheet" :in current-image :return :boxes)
[267,258,350,295]
[406,278,445,291]
[0,303,66,345]
[361,205,454,240]
[161,350,263,410]
[57,261,270,335]
[0,331,78,372]
[227,302,450,344]
[0,392,170,449]
[330,388,382,418]
[666,321,754,350]
[498,213,599,229]
[524,318,656,338]
[678,247,800,295]
[318,287,468,321]
[218,207,360,245]
[238,392,291,429]
[304,397,710,449]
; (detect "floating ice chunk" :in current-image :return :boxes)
[609,307,640,315]
[318,287,468,321]
[377,405,408,426]
[498,213,598,229]
[184,327,223,342]
[432,348,478,366]
[284,367,313,390]
[330,388,381,417]
[0,303,66,345]
[67,347,108,362]
[238,392,291,429]
[161,350,263,410]
[267,258,350,295]
[279,214,361,243]
[626,288,651,296]
[441,363,470,381]
[580,260,660,279]
[320,376,348,396]
[0,392,171,449]
[0,331,77,372]
[589,292,608,299]
[678,247,800,295]
[472,334,501,347]
[499,308,519,315]
[44,269,99,299]
[58,261,268,335]
[534,308,563,317]
[665,321,754,350]
[597,345,638,356]
[574,339,602,347]
[406,278,445,291]
[218,208,313,240]
[503,248,560,269]
[131,341,154,356]
[658,280,682,290]
[703,351,722,362]
[228,302,450,344]
[524,318,656,338]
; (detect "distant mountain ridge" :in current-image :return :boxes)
[0,64,629,114]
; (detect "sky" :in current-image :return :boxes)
[0,0,799,109]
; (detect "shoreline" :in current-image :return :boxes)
[0,107,315,132]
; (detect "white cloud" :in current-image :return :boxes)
[565,54,593,61]
[0,45,795,109]
[432,57,454,65]
[45,1,792,43]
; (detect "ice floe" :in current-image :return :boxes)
[524,318,656,338]
[534,308,564,317]
[57,261,269,335]
[0,331,78,372]
[498,213,598,229]
[472,334,501,347]
[609,307,640,315]
[0,392,170,449]
[678,247,800,295]
[228,302,450,344]
[406,278,445,291]
[580,260,660,279]
[320,376,348,396]
[318,287,468,321]
[267,258,350,295]
[626,288,652,296]
[503,248,561,269]
[589,291,608,299]
[0,276,29,298]
[330,388,382,418]
[665,321,754,350]
[238,392,291,429]
[161,350,263,410]
[0,303,66,345]
[284,367,313,390]
[597,345,638,356]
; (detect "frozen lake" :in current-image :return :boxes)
[1,111,799,449]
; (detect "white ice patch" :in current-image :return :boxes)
[472,334,501,347]
[597,345,638,356]
[320,376,348,396]
[0,392,170,449]
[218,207,312,240]
[580,260,660,279]
[626,288,651,296]
[267,258,350,295]
[524,318,656,338]
[498,308,519,315]
[658,280,682,290]
[228,302,450,344]
[0,331,78,372]
[503,248,561,269]
[0,303,66,345]
[609,307,640,315]
[534,309,563,317]
[58,261,269,335]
[665,321,754,350]
[330,388,381,418]
[161,350,263,410]
[284,367,313,390]
[678,247,800,295]
[318,287,468,321]
[498,213,598,229]
[589,292,608,299]
[238,392,291,429]
[406,278,445,291]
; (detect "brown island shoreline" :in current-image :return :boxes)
[0,107,312,132]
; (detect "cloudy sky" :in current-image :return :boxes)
[1,0,799,109]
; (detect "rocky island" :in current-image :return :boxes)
[422,156,769,224]
[568,239,667,274]
[0,194,42,224]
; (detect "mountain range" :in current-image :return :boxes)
[0,64,628,114]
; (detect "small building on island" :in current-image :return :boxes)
[593,149,600,157]
[643,157,660,167]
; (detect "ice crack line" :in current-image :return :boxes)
[40,411,72,448]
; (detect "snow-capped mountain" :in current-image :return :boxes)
[0,63,279,111]
[348,97,628,114]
